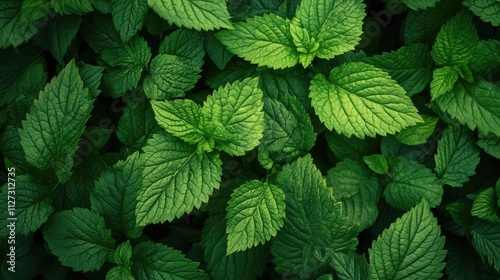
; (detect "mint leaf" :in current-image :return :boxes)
[463,0,500,26]
[20,60,93,183]
[201,77,265,156]
[0,1,40,49]
[328,251,369,280]
[363,154,388,175]
[309,62,423,138]
[325,131,379,160]
[385,157,443,210]
[435,80,500,137]
[431,10,479,66]
[82,14,122,52]
[135,131,222,226]
[471,188,500,223]
[226,180,285,254]
[395,115,439,146]
[107,267,134,280]
[470,39,500,75]
[401,0,440,10]
[361,44,433,96]
[78,62,104,98]
[1,58,46,107]
[215,14,299,69]
[471,219,500,272]
[272,155,358,278]
[132,241,208,279]
[51,0,93,15]
[369,200,446,280]
[259,68,311,108]
[20,0,51,23]
[292,0,365,59]
[205,32,233,70]
[159,28,204,60]
[42,208,115,272]
[430,66,460,100]
[111,0,148,42]
[434,125,480,187]
[90,152,143,239]
[35,15,81,64]
[477,132,500,159]
[148,0,232,31]
[114,240,132,267]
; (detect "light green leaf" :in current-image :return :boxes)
[51,0,93,15]
[363,154,388,175]
[327,159,381,230]
[226,180,286,255]
[215,14,299,69]
[42,208,115,272]
[0,175,53,237]
[361,44,433,96]
[395,115,439,145]
[309,62,423,138]
[471,188,500,223]
[435,80,500,137]
[0,1,41,49]
[430,66,459,100]
[385,157,443,210]
[477,132,500,159]
[91,152,143,239]
[132,241,208,280]
[135,131,222,226]
[401,0,440,10]
[114,240,133,267]
[151,99,205,144]
[434,125,480,187]
[201,77,265,156]
[272,155,358,278]
[147,0,232,31]
[107,267,134,280]
[328,251,369,280]
[471,219,500,272]
[369,200,446,280]
[201,214,267,280]
[292,0,365,59]
[35,15,81,64]
[77,62,104,98]
[20,60,93,183]
[431,10,479,66]
[112,0,148,42]
[289,22,317,68]
[463,0,500,26]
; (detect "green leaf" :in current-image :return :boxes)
[435,80,500,137]
[34,15,81,64]
[289,22,317,68]
[82,13,122,52]
[361,44,433,96]
[362,154,388,175]
[0,1,41,49]
[147,0,232,31]
[327,159,381,230]
[159,28,204,60]
[216,14,299,69]
[470,40,500,75]
[132,241,208,280]
[77,62,104,98]
[385,157,443,210]
[463,0,500,26]
[151,100,205,144]
[259,68,311,109]
[107,266,134,280]
[1,58,47,107]
[446,201,474,229]
[112,0,148,42]
[51,0,93,15]
[42,208,115,272]
[431,10,479,66]
[20,0,51,23]
[90,152,143,239]
[292,0,365,59]
[472,188,500,223]
[395,115,439,145]
[0,175,53,237]
[226,180,286,254]
[19,60,93,183]
[205,32,233,70]
[272,155,358,278]
[434,125,480,187]
[471,219,500,272]
[477,132,500,159]
[369,200,446,280]
[201,77,265,156]
[201,214,267,280]
[325,131,379,160]
[114,240,133,267]
[135,131,222,226]
[327,251,370,280]
[309,62,423,138]
[430,66,460,100]
[401,0,440,10]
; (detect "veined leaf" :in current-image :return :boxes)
[135,131,222,226]
[78,62,104,98]
[226,180,286,254]
[327,251,370,280]
[463,0,500,26]
[369,200,446,280]
[401,0,440,10]
[363,154,388,175]
[20,60,93,183]
[309,62,423,138]
[82,13,122,52]
[42,208,115,272]
[0,0,41,49]
[471,188,500,223]
[434,125,480,187]
[430,66,459,100]
[471,219,500,272]
[148,0,232,31]
[325,131,379,160]
[51,0,93,15]
[395,115,439,146]
[477,132,500,159]
[112,0,148,43]
[35,15,81,64]
[159,28,204,60]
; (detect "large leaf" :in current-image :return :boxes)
[471,219,500,272]
[463,0,500,26]
[309,62,423,138]
[35,15,81,64]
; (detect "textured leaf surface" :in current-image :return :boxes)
[78,62,104,98]
[148,0,232,31]
[135,131,222,226]
[112,0,148,42]
[363,154,388,175]
[226,180,285,254]
[216,14,298,69]
[401,0,440,10]
[395,115,438,146]
[309,62,422,138]
[0,0,40,49]
[430,66,459,100]
[19,60,93,183]
[328,251,370,280]
[477,132,500,159]
[116,99,160,151]
[434,125,480,187]
[325,131,379,160]
[471,220,500,272]
[51,0,93,15]
[385,157,443,210]
[272,155,358,278]
[132,241,208,280]
[36,15,81,64]
[463,0,500,26]
[471,188,500,223]
[42,208,115,272]
[369,200,446,280]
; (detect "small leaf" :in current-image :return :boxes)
[112,0,148,42]
[471,188,500,223]
[51,0,93,15]
[328,251,370,280]
[430,66,459,101]
[471,219,500,272]
[0,0,41,48]
[477,132,500,159]
[362,154,388,175]
[395,115,439,145]
[35,15,81,64]
[463,0,500,26]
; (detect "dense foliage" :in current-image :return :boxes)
[0,0,499,279]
